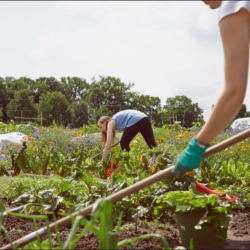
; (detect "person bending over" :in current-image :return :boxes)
[173,1,250,177]
[97,109,157,165]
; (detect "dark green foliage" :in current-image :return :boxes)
[164,95,204,127]
[0,75,173,127]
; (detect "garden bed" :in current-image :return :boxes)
[0,198,250,249]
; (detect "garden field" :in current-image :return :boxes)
[0,121,250,249]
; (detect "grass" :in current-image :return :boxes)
[0,176,11,197]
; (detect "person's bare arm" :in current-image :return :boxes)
[196,8,249,145]
[101,120,116,162]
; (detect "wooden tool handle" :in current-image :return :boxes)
[92,141,120,159]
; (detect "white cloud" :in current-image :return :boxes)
[1,1,250,122]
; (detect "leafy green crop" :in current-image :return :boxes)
[154,183,234,240]
[209,159,250,186]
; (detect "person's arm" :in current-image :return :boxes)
[101,120,116,162]
[173,8,249,177]
[196,8,249,145]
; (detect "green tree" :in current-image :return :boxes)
[163,95,203,128]
[235,104,247,119]
[31,77,50,104]
[137,95,161,126]
[6,89,37,121]
[86,76,163,125]
[0,77,7,122]
[5,77,29,100]
[60,77,90,103]
[30,77,62,104]
[213,103,248,119]
[70,99,88,127]
[86,76,135,121]
[38,91,73,125]
[43,77,62,92]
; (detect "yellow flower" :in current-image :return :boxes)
[17,144,20,148]
[166,132,169,135]
[34,146,37,150]
[224,148,228,151]
[133,140,138,144]
[50,142,55,146]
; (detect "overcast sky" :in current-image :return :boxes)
[1,1,250,121]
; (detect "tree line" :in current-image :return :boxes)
[0,76,247,128]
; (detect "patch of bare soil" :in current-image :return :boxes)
[0,198,250,249]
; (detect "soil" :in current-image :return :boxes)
[0,198,250,249]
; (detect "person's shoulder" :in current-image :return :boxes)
[220,1,250,14]
[108,119,116,130]
[219,1,250,24]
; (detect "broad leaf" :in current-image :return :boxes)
[133,206,149,218]
[38,190,54,202]
[51,196,63,211]
[12,194,35,204]
[3,205,27,215]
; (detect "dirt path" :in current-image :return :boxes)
[0,198,249,249]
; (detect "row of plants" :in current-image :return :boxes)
[0,120,250,248]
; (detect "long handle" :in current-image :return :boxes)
[92,120,155,160]
[2,128,250,250]
[203,128,250,158]
[92,141,120,159]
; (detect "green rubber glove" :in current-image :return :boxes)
[172,137,210,178]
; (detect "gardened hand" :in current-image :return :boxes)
[172,138,209,178]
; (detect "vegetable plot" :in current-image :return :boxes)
[0,122,250,249]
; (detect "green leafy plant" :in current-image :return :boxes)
[154,183,234,240]
[4,189,64,215]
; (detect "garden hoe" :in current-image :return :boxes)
[2,128,250,249]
